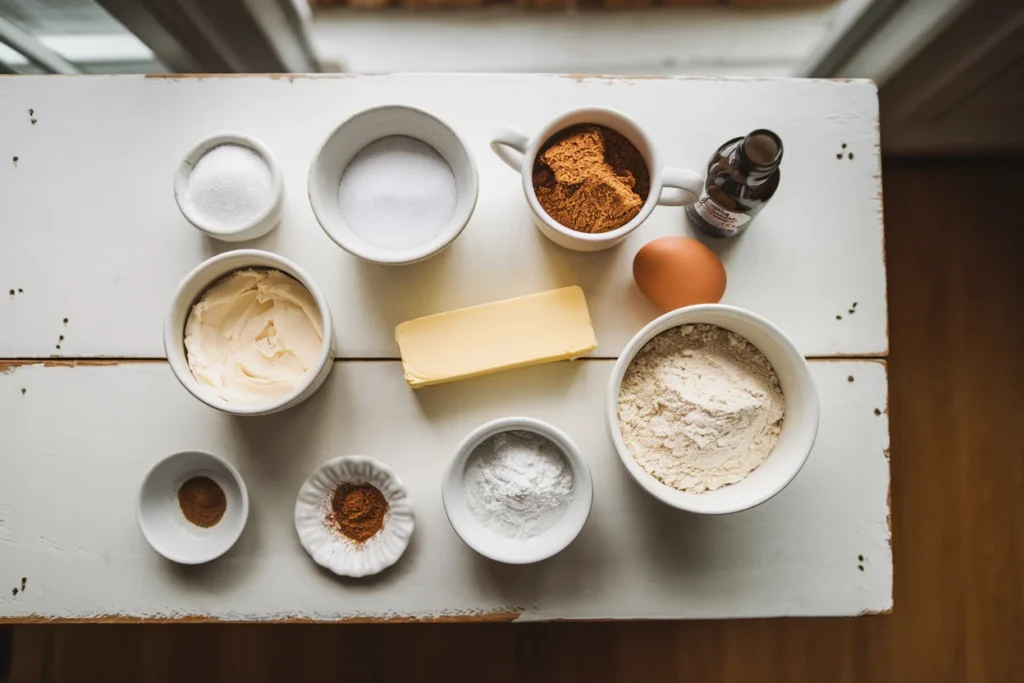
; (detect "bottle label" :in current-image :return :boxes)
[692,189,750,235]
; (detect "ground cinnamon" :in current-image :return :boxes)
[532,124,650,234]
[327,483,389,543]
[178,476,227,528]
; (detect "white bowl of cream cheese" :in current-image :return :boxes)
[165,250,336,415]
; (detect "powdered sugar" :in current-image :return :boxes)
[617,324,785,493]
[186,144,274,228]
[463,430,574,540]
[337,135,457,251]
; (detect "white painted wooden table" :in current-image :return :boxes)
[0,75,890,622]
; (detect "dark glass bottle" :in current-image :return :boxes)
[685,129,783,238]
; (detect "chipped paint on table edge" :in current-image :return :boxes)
[0,610,523,625]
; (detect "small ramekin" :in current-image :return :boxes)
[442,417,593,564]
[308,105,479,266]
[174,133,284,242]
[607,305,820,514]
[137,450,249,565]
[164,249,336,416]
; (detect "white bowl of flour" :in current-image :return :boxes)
[442,417,593,564]
[608,305,819,514]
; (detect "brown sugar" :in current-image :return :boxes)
[177,476,227,528]
[327,482,389,544]
[532,124,650,234]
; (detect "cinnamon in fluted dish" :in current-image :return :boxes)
[326,483,389,544]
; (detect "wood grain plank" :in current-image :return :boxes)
[883,158,1024,683]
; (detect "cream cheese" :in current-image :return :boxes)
[185,269,323,405]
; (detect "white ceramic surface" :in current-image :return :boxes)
[294,456,415,578]
[173,133,284,242]
[308,105,479,265]
[136,450,249,565]
[442,417,593,564]
[490,107,705,252]
[607,305,820,514]
[163,249,336,416]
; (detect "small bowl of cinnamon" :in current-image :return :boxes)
[137,450,249,564]
[294,456,415,578]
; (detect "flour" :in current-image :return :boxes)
[617,324,785,493]
[187,144,274,228]
[337,135,457,251]
[463,430,574,540]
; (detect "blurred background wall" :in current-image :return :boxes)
[1,0,1020,154]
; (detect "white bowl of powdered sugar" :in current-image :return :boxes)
[608,305,819,515]
[443,417,593,564]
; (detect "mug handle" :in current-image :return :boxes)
[491,125,531,172]
[657,168,705,207]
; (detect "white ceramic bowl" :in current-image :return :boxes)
[442,417,593,564]
[137,450,249,564]
[607,305,819,514]
[490,107,704,252]
[164,249,336,416]
[294,456,415,578]
[174,133,284,242]
[308,105,479,265]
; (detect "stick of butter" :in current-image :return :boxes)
[395,286,597,388]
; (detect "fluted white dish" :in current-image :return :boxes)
[294,456,414,578]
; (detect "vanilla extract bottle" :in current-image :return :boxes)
[685,129,783,238]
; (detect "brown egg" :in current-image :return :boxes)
[633,237,726,311]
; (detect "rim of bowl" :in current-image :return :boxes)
[163,249,335,416]
[173,133,284,238]
[520,107,663,245]
[605,304,820,515]
[136,449,250,565]
[308,104,480,266]
[442,416,594,564]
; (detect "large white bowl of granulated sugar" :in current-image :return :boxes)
[309,105,479,266]
[607,305,819,515]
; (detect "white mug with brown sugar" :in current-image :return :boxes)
[491,108,704,252]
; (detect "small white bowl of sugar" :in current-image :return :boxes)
[442,417,593,564]
[175,133,284,242]
[308,105,479,266]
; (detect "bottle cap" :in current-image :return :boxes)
[740,130,783,172]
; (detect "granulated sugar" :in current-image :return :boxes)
[337,136,457,251]
[186,144,274,228]
[617,324,785,493]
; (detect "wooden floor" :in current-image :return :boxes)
[2,158,1022,682]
